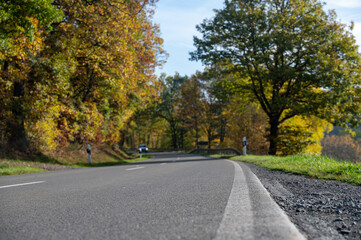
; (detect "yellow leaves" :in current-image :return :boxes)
[0,0,166,152]
[2,16,45,62]
[26,104,62,152]
[281,115,332,155]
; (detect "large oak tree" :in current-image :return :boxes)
[191,0,361,155]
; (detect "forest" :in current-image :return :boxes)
[0,0,166,156]
[1,0,361,162]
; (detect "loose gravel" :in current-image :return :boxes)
[246,162,361,240]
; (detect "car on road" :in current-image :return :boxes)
[138,144,149,153]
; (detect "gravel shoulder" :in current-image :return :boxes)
[246,162,361,240]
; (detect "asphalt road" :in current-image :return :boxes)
[0,152,305,240]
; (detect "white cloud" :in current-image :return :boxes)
[325,0,361,8]
[153,0,223,75]
[323,1,361,50]
[154,0,361,76]
[353,22,361,48]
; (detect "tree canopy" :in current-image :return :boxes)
[0,0,166,153]
[0,0,63,150]
[191,0,361,155]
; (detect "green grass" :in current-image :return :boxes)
[0,148,153,176]
[0,163,46,176]
[209,154,361,185]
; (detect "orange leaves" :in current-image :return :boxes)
[0,0,165,151]
[41,0,166,147]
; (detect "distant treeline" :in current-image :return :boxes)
[322,127,361,163]
[120,73,332,157]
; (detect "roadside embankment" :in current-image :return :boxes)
[0,144,151,176]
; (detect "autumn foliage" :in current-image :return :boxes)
[322,135,361,163]
[191,0,361,155]
[0,0,166,153]
[125,72,331,156]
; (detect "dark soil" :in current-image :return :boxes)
[247,163,361,240]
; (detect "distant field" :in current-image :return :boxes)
[209,154,361,185]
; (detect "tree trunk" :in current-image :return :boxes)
[180,129,184,149]
[118,130,127,148]
[268,117,280,155]
[9,80,28,151]
[207,128,212,149]
[195,116,199,149]
[219,118,227,145]
[131,131,135,149]
[170,120,178,149]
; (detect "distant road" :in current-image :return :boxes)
[0,152,305,239]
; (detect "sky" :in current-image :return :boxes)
[152,0,361,77]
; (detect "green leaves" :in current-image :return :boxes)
[192,0,361,155]
[0,0,166,152]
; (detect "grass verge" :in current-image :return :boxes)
[0,162,46,176]
[209,154,361,185]
[0,145,153,176]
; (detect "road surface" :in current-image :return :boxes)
[0,152,305,239]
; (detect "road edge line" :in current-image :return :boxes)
[214,160,254,239]
[239,162,307,240]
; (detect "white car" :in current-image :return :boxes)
[138,144,149,153]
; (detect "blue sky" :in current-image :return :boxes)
[153,0,361,77]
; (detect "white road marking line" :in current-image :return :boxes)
[160,163,167,165]
[215,160,253,239]
[126,166,144,171]
[215,161,306,240]
[0,181,45,189]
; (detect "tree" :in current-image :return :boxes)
[202,95,221,149]
[178,75,205,148]
[156,73,187,149]
[45,0,165,146]
[0,0,166,153]
[278,116,332,155]
[0,0,63,151]
[223,98,269,154]
[199,76,229,148]
[191,0,361,155]
[121,107,167,149]
[322,135,361,162]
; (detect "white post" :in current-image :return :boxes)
[243,137,247,156]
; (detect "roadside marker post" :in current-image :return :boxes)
[87,144,91,165]
[243,137,247,156]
